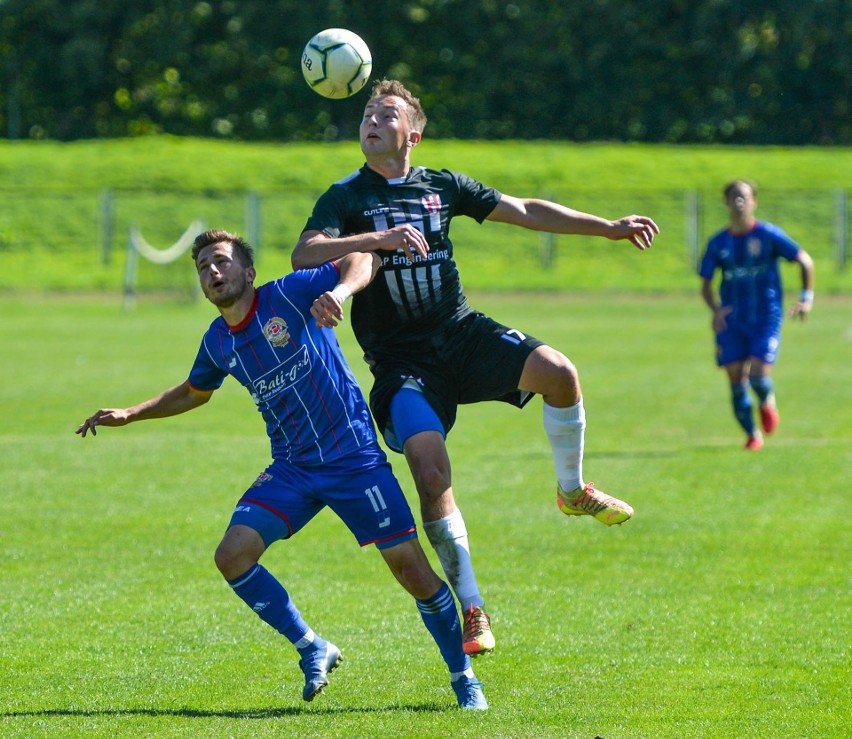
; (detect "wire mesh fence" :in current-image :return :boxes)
[1,187,848,295]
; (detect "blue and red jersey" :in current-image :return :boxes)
[188,262,378,466]
[699,220,802,328]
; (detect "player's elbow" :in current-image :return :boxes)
[292,231,327,270]
[291,244,309,270]
[797,250,815,271]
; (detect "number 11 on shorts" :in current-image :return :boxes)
[365,485,390,528]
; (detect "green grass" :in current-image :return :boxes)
[1,138,850,294]
[1,292,849,738]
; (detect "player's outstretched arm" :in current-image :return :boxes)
[487,195,659,250]
[311,252,380,328]
[76,381,213,438]
[293,226,429,269]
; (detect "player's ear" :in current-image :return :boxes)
[407,131,421,148]
[246,266,256,285]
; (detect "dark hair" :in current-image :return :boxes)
[191,229,255,267]
[369,78,428,133]
[723,179,757,200]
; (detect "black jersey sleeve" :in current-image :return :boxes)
[446,170,502,223]
[302,185,348,238]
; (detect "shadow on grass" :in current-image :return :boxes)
[2,703,450,719]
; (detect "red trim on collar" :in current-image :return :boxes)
[228,289,259,332]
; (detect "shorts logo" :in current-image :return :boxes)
[263,317,290,347]
[400,374,425,389]
[252,472,273,487]
[501,328,527,346]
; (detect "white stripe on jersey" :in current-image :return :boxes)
[275,283,363,450]
[384,264,442,318]
[248,306,313,463]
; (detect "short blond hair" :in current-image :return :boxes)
[369,79,428,133]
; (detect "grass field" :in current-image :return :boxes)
[1,291,849,738]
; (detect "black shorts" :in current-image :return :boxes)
[366,311,544,450]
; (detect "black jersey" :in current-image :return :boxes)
[303,165,502,358]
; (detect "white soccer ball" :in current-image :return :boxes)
[301,28,373,100]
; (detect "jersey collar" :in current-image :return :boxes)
[227,288,259,332]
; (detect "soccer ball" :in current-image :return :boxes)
[301,28,372,99]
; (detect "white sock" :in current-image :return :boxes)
[422,508,484,611]
[450,667,476,681]
[543,399,586,492]
[294,629,316,650]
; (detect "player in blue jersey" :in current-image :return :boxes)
[76,229,487,710]
[699,179,814,450]
[292,79,660,656]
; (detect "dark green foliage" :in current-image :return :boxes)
[0,0,849,143]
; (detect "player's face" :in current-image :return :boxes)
[195,242,255,308]
[360,95,413,157]
[726,184,756,220]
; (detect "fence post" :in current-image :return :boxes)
[245,191,261,260]
[685,189,701,269]
[836,189,848,271]
[123,232,137,312]
[99,188,114,265]
[539,191,555,268]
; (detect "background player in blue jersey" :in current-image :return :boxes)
[699,179,814,450]
[76,229,487,710]
[292,79,660,656]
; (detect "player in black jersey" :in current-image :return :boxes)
[294,79,659,656]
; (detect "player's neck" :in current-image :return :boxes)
[219,287,257,327]
[729,216,756,235]
[365,155,410,181]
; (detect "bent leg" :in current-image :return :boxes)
[380,540,471,676]
[216,525,323,653]
[724,360,759,442]
[378,537,444,600]
[404,431,484,607]
[747,357,779,433]
[520,345,586,491]
[521,345,633,524]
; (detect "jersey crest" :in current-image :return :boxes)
[263,317,290,347]
[421,194,442,213]
[748,237,762,257]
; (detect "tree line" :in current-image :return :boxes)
[1,0,849,144]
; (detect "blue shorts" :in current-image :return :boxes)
[384,383,446,451]
[715,322,781,366]
[227,447,417,550]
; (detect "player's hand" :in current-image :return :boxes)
[712,305,732,333]
[383,225,429,262]
[76,409,129,437]
[311,291,345,328]
[611,215,660,250]
[789,300,812,321]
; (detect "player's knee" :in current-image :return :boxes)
[214,537,256,580]
[395,556,442,600]
[213,542,236,577]
[529,346,580,403]
[411,460,451,500]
